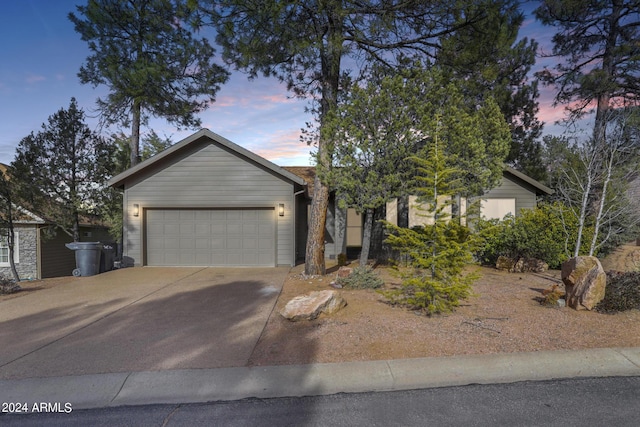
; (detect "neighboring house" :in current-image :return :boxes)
[0,164,112,280]
[109,129,554,267]
[0,209,112,280]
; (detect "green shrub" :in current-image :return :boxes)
[336,265,384,289]
[382,221,478,315]
[474,202,590,269]
[596,272,640,313]
[381,269,477,315]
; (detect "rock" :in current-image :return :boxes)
[496,256,515,271]
[496,256,548,273]
[561,256,607,310]
[337,267,353,278]
[522,258,549,273]
[280,290,347,321]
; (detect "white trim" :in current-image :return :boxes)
[0,231,19,266]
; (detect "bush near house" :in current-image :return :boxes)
[474,202,588,269]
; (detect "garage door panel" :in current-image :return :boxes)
[195,238,209,249]
[163,211,180,220]
[227,238,242,249]
[180,210,195,220]
[180,238,195,249]
[227,223,242,234]
[146,208,275,266]
[243,238,257,249]
[180,223,195,234]
[195,223,210,234]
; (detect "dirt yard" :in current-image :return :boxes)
[248,244,640,366]
[4,244,640,367]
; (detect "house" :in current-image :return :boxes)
[108,129,307,267]
[0,164,113,280]
[109,129,554,267]
[287,165,554,261]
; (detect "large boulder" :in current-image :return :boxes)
[561,256,607,310]
[280,290,347,321]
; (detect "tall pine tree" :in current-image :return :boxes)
[70,0,229,166]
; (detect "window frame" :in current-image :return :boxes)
[0,230,19,266]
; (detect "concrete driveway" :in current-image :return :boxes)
[0,267,290,380]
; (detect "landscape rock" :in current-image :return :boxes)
[496,256,548,273]
[561,256,607,310]
[495,256,515,271]
[337,267,353,278]
[280,290,347,321]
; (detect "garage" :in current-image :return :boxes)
[145,208,276,267]
[108,130,307,267]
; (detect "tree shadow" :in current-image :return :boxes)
[0,268,321,420]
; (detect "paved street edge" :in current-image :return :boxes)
[1,347,639,411]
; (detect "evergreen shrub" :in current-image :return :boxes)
[336,265,384,289]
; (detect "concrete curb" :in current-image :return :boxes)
[1,347,639,411]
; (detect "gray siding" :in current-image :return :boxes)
[40,226,113,279]
[123,139,296,266]
[479,174,537,214]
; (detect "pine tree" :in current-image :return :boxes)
[382,129,479,316]
[70,0,229,166]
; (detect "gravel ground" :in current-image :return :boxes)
[248,246,640,366]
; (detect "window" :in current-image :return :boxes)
[0,231,19,266]
[481,198,516,220]
[346,208,362,247]
[409,195,452,227]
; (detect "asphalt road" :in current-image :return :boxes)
[2,376,639,426]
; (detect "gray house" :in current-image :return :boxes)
[285,166,554,261]
[108,129,307,267]
[109,129,553,267]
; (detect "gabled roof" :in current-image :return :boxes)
[0,163,46,224]
[108,129,307,189]
[504,166,554,196]
[283,165,554,198]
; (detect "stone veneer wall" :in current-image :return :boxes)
[0,225,38,281]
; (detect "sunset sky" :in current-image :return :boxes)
[0,0,569,167]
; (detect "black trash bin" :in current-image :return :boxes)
[100,242,116,273]
[65,242,102,277]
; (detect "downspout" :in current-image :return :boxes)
[36,225,42,279]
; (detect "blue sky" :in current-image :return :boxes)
[0,0,566,167]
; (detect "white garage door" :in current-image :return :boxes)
[146,209,275,266]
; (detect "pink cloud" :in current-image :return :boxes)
[250,129,310,163]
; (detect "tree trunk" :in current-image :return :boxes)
[304,11,343,276]
[593,1,621,144]
[6,204,19,282]
[130,100,142,167]
[8,231,19,282]
[73,211,80,242]
[573,153,595,257]
[359,208,374,267]
[305,175,329,275]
